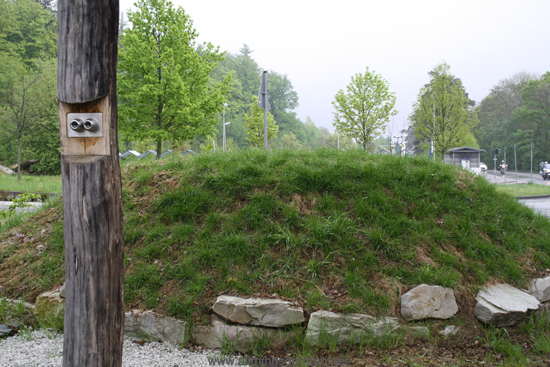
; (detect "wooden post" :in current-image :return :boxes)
[57,0,124,366]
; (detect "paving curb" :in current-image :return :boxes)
[516,195,550,199]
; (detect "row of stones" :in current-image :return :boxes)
[11,274,550,350]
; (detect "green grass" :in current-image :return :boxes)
[497,183,550,197]
[0,174,62,194]
[2,149,550,363]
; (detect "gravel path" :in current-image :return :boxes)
[0,329,239,367]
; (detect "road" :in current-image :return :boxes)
[483,169,550,186]
[518,197,550,218]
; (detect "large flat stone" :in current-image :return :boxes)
[529,276,550,302]
[124,310,187,346]
[400,284,458,321]
[192,315,294,352]
[474,283,540,327]
[305,310,400,345]
[211,295,304,327]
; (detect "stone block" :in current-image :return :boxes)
[474,283,540,327]
[33,290,64,321]
[305,310,401,345]
[400,284,458,321]
[212,295,304,327]
[529,276,550,302]
[192,315,294,352]
[124,310,187,346]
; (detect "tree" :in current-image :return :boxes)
[244,97,278,147]
[279,132,302,150]
[472,71,540,170]
[0,58,57,180]
[267,72,303,142]
[410,62,478,160]
[118,0,231,158]
[332,67,397,150]
[0,0,57,66]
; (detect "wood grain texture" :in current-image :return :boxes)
[61,154,124,367]
[58,97,111,156]
[57,0,119,103]
[58,0,123,365]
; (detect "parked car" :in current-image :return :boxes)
[480,162,487,171]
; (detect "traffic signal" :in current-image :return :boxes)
[494,148,501,155]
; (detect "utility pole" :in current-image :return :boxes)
[531,142,534,183]
[222,103,228,152]
[258,71,269,150]
[58,0,124,366]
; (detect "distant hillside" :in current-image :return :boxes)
[1,149,549,327]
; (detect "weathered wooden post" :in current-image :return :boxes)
[57,0,124,366]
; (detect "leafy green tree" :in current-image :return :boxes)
[512,72,550,165]
[279,132,302,150]
[332,67,397,150]
[118,0,231,158]
[473,71,538,168]
[244,97,278,147]
[0,0,57,66]
[0,58,57,180]
[20,59,60,175]
[409,62,478,160]
[266,71,305,142]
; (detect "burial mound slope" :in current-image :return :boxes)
[1,149,549,327]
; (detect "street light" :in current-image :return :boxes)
[223,122,231,152]
[222,103,228,152]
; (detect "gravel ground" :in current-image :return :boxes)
[0,329,241,367]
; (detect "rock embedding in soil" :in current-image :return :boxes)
[211,295,305,327]
[400,284,458,321]
[473,283,541,327]
[5,276,550,351]
[305,310,401,345]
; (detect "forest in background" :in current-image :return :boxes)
[0,0,548,175]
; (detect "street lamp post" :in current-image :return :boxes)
[222,103,228,152]
[223,122,231,152]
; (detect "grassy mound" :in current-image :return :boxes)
[1,149,549,327]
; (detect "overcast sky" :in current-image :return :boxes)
[119,0,550,136]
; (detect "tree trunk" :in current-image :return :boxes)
[17,135,21,182]
[57,0,123,365]
[156,140,162,160]
[61,154,124,367]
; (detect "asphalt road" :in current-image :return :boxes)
[518,197,550,218]
[483,169,550,186]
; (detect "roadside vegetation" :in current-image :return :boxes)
[497,183,550,197]
[1,149,550,365]
[0,174,62,195]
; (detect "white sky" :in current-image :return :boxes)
[119,0,550,135]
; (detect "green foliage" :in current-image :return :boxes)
[473,71,542,170]
[208,46,331,150]
[410,62,479,160]
[0,193,39,220]
[0,0,57,65]
[4,149,550,363]
[332,67,397,150]
[0,58,59,177]
[244,96,279,147]
[118,0,231,158]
